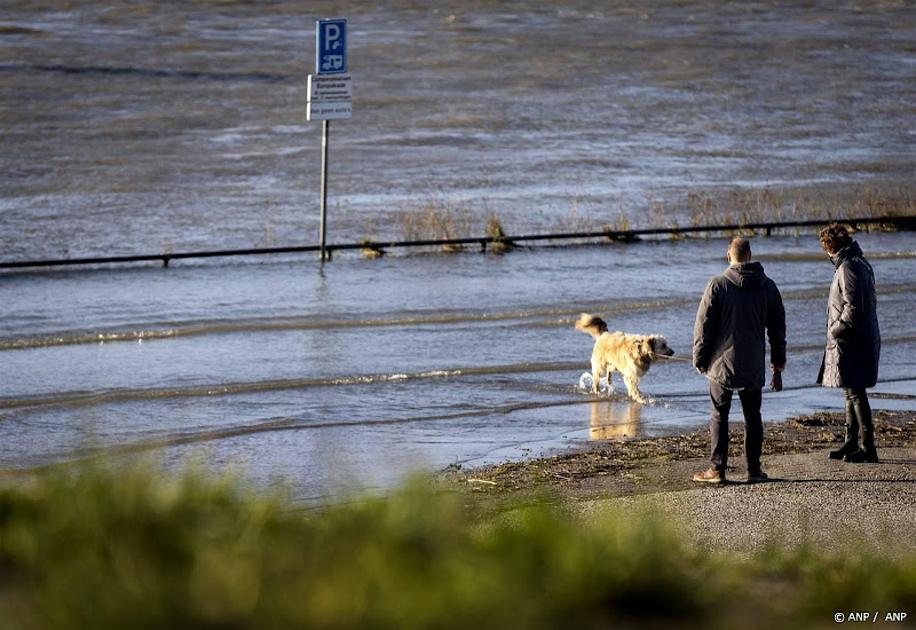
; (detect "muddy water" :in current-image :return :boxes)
[1,1,914,499]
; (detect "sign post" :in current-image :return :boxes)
[308,18,351,263]
[318,118,330,262]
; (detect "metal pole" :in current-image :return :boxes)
[319,119,330,262]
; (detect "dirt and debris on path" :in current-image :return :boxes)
[445,410,916,553]
[446,410,916,501]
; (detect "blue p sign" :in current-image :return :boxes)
[316,18,347,75]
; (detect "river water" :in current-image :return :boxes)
[2,235,914,500]
[1,1,914,500]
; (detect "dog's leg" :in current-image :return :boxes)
[591,360,601,395]
[623,372,648,404]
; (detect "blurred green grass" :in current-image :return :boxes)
[0,463,914,629]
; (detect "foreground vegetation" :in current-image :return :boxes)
[0,463,914,629]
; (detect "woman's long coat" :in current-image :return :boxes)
[817,241,880,389]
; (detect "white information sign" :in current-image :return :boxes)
[308,74,352,101]
[307,73,352,120]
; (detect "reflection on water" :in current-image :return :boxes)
[588,400,643,440]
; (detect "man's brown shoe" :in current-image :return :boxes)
[692,468,725,484]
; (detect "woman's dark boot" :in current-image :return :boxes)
[833,389,863,461]
[844,448,879,463]
[848,423,880,463]
[829,410,859,460]
[844,390,878,463]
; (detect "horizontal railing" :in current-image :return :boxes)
[1,214,913,270]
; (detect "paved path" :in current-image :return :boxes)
[582,448,916,554]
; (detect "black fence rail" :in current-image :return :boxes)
[2,214,913,270]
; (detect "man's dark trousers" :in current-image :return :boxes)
[709,381,763,473]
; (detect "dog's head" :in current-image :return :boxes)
[642,335,674,359]
[574,313,608,339]
[641,335,674,360]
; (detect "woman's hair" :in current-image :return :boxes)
[819,223,853,254]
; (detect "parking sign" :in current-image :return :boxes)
[316,18,347,74]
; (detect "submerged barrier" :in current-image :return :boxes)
[1,214,913,270]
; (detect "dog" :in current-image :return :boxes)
[575,313,674,403]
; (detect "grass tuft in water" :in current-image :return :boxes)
[485,214,514,253]
[397,199,471,252]
[682,186,915,231]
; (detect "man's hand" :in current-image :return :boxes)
[770,365,783,392]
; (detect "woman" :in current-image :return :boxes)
[817,223,881,463]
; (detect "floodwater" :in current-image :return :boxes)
[1,1,914,500]
[2,235,915,500]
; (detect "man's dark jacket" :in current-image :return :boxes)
[693,262,786,390]
[816,241,880,389]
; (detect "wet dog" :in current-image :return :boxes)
[575,313,674,403]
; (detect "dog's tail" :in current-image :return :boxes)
[574,313,608,338]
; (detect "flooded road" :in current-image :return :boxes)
[1,234,914,500]
[1,1,914,499]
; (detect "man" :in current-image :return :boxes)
[692,237,786,484]
[816,223,880,463]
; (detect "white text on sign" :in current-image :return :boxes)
[308,74,352,101]
[307,101,352,120]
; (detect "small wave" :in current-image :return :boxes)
[7,373,916,473]
[0,301,694,350]
[0,328,184,350]
[0,362,583,411]
[2,282,914,351]
[0,397,600,472]
[0,25,46,36]
[0,63,290,82]
[4,333,913,412]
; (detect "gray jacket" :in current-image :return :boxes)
[816,241,880,389]
[693,262,786,389]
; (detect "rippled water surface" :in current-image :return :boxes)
[2,234,915,499]
[2,0,914,259]
[1,1,914,499]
